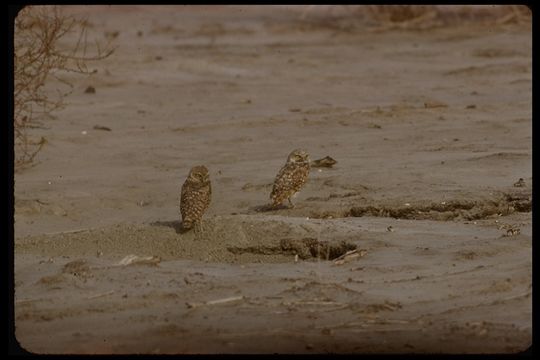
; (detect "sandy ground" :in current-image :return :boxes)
[13,5,532,354]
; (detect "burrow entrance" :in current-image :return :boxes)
[227,237,358,261]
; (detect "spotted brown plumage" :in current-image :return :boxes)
[180,165,211,230]
[270,149,310,208]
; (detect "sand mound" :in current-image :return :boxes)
[16,215,360,264]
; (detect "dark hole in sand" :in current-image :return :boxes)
[227,237,357,261]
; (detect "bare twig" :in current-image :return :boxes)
[186,296,244,309]
[333,249,368,265]
[42,228,92,236]
[14,6,115,171]
[116,255,161,266]
[282,300,344,307]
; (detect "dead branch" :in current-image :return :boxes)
[14,5,115,171]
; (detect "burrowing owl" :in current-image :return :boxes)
[270,149,310,208]
[180,165,211,230]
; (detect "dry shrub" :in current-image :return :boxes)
[14,5,114,171]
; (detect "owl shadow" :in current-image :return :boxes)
[151,220,189,234]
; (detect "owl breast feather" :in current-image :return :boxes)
[271,163,309,201]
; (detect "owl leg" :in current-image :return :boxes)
[195,221,206,237]
[287,197,295,209]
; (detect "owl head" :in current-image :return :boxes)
[286,149,310,164]
[186,165,210,185]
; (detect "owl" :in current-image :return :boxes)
[180,165,211,231]
[270,149,310,208]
